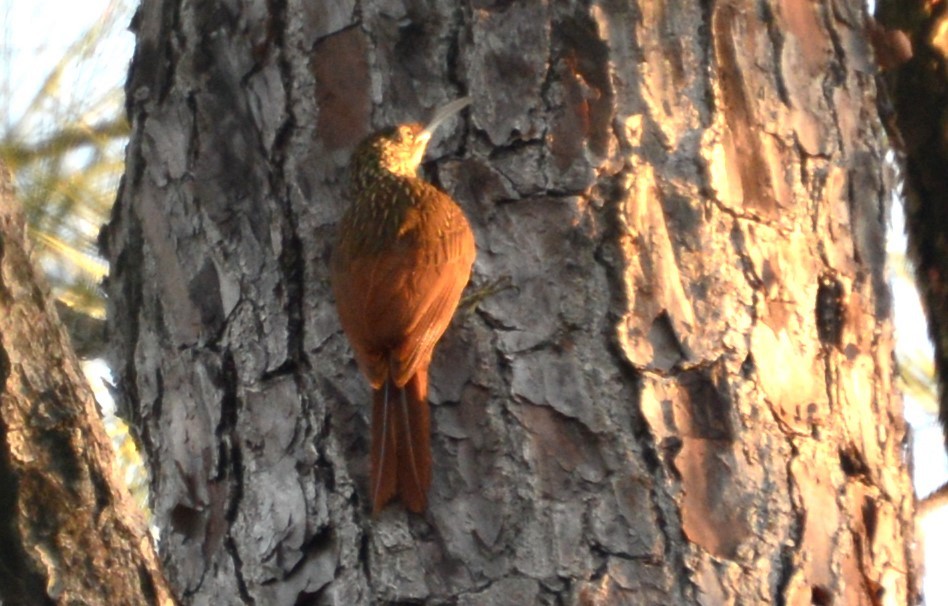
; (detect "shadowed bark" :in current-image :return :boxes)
[104,1,915,604]
[881,3,948,448]
[0,164,171,605]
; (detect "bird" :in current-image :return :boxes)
[331,98,476,514]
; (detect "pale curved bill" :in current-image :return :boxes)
[422,97,472,138]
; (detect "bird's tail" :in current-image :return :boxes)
[371,370,431,514]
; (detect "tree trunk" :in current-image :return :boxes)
[104,1,916,604]
[0,164,171,605]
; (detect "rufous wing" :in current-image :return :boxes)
[331,183,475,388]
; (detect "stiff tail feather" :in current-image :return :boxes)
[370,370,431,513]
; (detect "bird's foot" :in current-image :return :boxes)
[459,275,515,315]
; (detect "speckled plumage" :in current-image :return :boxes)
[331,113,475,514]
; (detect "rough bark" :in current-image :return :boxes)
[0,164,172,605]
[105,1,915,604]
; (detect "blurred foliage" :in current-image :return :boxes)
[890,248,939,415]
[84,360,151,515]
[0,0,130,317]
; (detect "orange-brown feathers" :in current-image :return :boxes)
[331,101,474,514]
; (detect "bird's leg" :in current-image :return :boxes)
[458,275,515,315]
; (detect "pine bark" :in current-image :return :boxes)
[105,1,915,604]
[0,165,171,605]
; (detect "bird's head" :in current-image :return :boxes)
[350,97,471,190]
